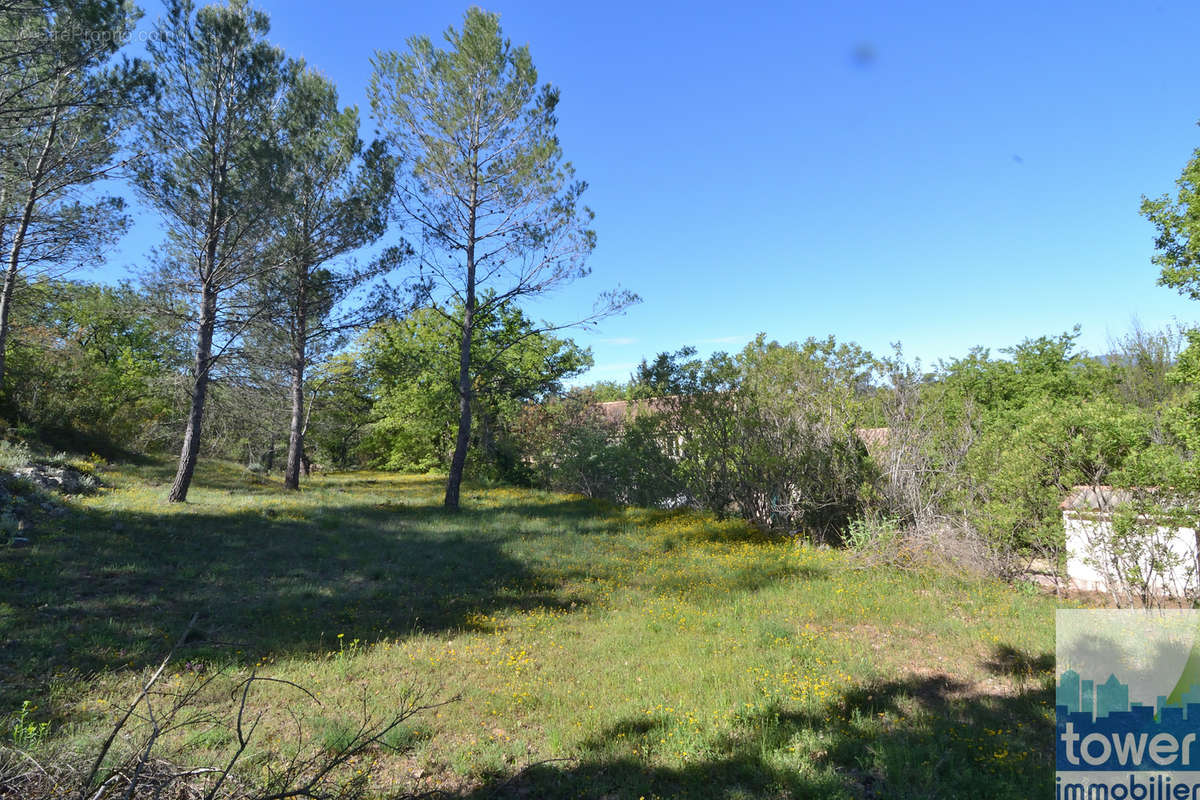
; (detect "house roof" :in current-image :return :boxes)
[855,427,890,455]
[595,398,677,425]
[1060,485,1134,512]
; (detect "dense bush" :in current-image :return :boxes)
[669,337,871,538]
[517,336,876,540]
[3,280,185,455]
[514,390,681,506]
[521,325,1200,578]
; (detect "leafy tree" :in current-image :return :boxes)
[361,302,591,475]
[1143,147,1200,299]
[1137,136,1200,500]
[933,329,1156,557]
[576,379,630,402]
[305,352,376,468]
[261,65,398,490]
[369,7,634,509]
[0,0,149,392]
[721,336,870,536]
[630,346,702,399]
[939,328,1115,415]
[963,395,1152,557]
[137,0,289,501]
[4,279,184,452]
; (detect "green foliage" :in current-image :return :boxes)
[714,335,870,537]
[1143,148,1200,300]
[940,328,1105,414]
[4,280,182,453]
[0,0,150,399]
[0,440,31,472]
[10,700,49,750]
[1106,321,1188,410]
[361,303,591,475]
[305,354,376,468]
[515,389,681,505]
[528,334,875,538]
[965,396,1152,554]
[578,380,630,402]
[844,515,902,553]
[930,328,1162,555]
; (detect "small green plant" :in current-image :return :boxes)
[844,515,901,551]
[0,513,19,542]
[10,700,49,749]
[332,633,361,678]
[314,716,359,753]
[380,721,432,752]
[0,440,32,472]
[1014,578,1041,597]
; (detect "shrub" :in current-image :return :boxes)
[667,337,872,538]
[521,336,876,540]
[513,391,680,506]
[844,515,902,552]
[0,440,32,472]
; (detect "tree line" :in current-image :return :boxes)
[0,0,630,509]
[516,322,1200,580]
[6,0,1200,573]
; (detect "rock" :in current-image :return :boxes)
[10,465,98,495]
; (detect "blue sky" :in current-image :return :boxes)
[101,0,1200,383]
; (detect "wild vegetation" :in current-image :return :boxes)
[1,462,1055,799]
[1,0,1200,797]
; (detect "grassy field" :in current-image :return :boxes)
[0,460,1057,799]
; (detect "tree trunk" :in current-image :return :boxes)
[283,342,306,490]
[0,109,58,393]
[168,283,217,502]
[0,186,9,395]
[444,301,473,509]
[283,259,308,490]
[0,249,21,395]
[444,156,480,510]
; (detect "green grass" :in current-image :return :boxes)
[0,459,1057,798]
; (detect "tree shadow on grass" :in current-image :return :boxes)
[983,643,1055,679]
[0,464,833,716]
[458,652,1053,800]
[450,492,831,597]
[0,488,583,712]
[456,495,780,545]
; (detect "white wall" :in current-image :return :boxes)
[1064,511,1199,599]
